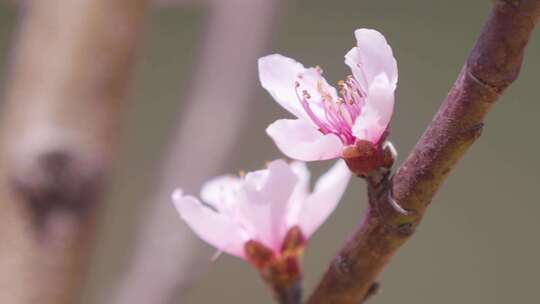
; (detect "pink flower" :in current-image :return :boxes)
[259,29,397,161]
[172,159,350,259]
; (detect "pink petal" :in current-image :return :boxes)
[289,161,310,202]
[258,54,337,122]
[266,119,344,161]
[172,189,246,258]
[200,175,242,211]
[240,160,298,251]
[352,74,394,143]
[285,162,311,228]
[297,67,339,113]
[297,160,351,237]
[344,28,398,90]
[258,54,311,119]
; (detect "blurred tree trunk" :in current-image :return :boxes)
[0,0,148,303]
[111,0,282,303]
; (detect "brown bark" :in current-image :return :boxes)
[0,1,148,303]
[307,1,540,303]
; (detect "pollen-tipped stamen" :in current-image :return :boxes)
[294,72,368,145]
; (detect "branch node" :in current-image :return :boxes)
[395,223,416,237]
[10,148,104,227]
[387,190,409,215]
[334,254,353,276]
[466,68,501,94]
[462,122,485,140]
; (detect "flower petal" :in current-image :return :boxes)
[258,54,310,118]
[352,73,394,143]
[172,189,246,258]
[289,161,311,202]
[258,54,337,121]
[240,160,298,251]
[297,160,351,237]
[266,119,344,161]
[200,175,242,211]
[285,162,311,228]
[344,28,398,90]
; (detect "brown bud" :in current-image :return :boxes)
[281,226,305,255]
[245,240,275,270]
[285,255,300,275]
[247,230,305,303]
[343,140,384,177]
[343,140,396,177]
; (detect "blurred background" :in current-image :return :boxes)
[0,0,538,303]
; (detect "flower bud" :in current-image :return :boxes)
[281,226,305,255]
[342,140,396,178]
[244,227,305,304]
[245,240,275,270]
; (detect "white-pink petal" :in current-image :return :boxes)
[172,189,247,258]
[258,54,338,123]
[241,160,298,252]
[296,160,351,237]
[285,162,310,228]
[258,54,312,119]
[289,161,310,203]
[296,67,339,106]
[266,119,343,161]
[345,28,398,90]
[352,73,394,143]
[200,175,242,212]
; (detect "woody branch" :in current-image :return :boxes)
[0,1,147,303]
[308,1,540,303]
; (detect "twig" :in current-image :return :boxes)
[0,1,148,303]
[111,1,282,303]
[307,1,540,303]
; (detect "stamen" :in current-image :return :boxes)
[295,72,368,146]
[294,83,332,134]
[316,80,333,102]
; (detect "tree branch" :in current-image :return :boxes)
[0,1,147,303]
[307,1,540,303]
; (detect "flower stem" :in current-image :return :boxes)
[269,278,302,304]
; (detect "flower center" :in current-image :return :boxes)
[294,69,367,145]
